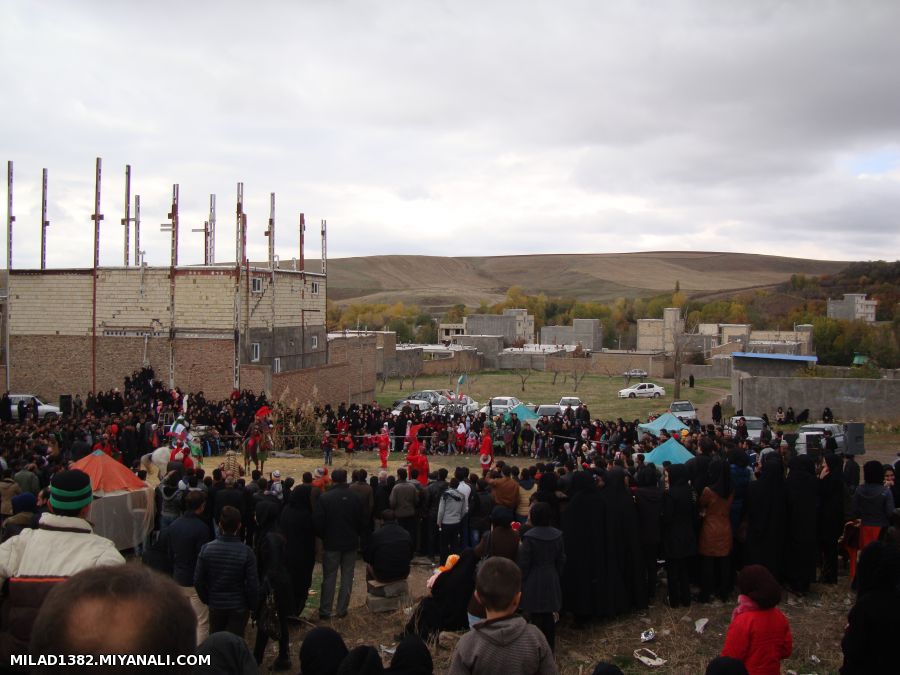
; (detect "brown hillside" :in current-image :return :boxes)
[327,252,848,308]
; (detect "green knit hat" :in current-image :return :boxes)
[50,469,93,512]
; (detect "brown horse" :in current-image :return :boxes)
[242,426,273,475]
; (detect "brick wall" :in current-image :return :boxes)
[10,334,235,400]
[545,351,673,379]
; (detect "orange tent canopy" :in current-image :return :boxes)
[72,450,147,494]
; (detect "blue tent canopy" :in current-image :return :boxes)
[638,412,689,437]
[503,402,539,423]
[643,437,694,465]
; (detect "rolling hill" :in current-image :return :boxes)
[326,252,849,309]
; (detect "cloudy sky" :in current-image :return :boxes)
[2,0,899,268]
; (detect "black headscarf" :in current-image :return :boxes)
[299,627,349,675]
[337,646,384,675]
[386,635,433,675]
[706,458,733,498]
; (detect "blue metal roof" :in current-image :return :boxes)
[732,352,818,363]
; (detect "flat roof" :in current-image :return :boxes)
[732,352,818,363]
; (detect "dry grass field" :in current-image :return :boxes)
[327,252,849,306]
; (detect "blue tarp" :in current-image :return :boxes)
[638,412,689,437]
[643,437,694,465]
[503,402,540,422]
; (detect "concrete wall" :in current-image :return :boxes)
[421,349,481,376]
[464,315,517,346]
[682,356,733,380]
[541,319,602,351]
[732,355,812,379]
[546,351,672,379]
[734,375,900,422]
[454,335,504,369]
[498,351,551,371]
[636,319,664,352]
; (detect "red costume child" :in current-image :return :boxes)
[479,430,494,475]
[377,426,391,469]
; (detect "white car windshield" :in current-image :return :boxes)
[671,403,692,412]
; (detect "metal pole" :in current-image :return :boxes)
[234,183,244,390]
[121,165,131,267]
[267,193,275,269]
[5,161,13,392]
[39,169,49,270]
[134,194,141,266]
[90,157,104,393]
[208,194,216,264]
[160,184,179,388]
[320,219,327,275]
[298,213,305,271]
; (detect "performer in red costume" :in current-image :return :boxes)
[405,424,430,486]
[479,430,494,476]
[377,424,391,469]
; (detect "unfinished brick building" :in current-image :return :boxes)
[0,163,375,406]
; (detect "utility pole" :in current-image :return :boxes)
[5,161,14,391]
[40,169,49,270]
[134,194,141,266]
[298,213,305,271]
[320,219,327,275]
[161,185,179,388]
[233,183,245,390]
[207,194,216,264]
[121,165,133,267]
[90,157,104,393]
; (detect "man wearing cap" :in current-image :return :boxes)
[0,469,124,658]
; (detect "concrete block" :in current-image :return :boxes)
[366,593,404,613]
[366,579,409,598]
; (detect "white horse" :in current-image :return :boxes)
[141,447,172,481]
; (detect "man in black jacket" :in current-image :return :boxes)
[313,469,363,619]
[365,510,413,582]
[160,491,211,643]
[194,505,258,636]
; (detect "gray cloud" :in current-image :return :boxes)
[2,0,899,269]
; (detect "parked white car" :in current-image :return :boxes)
[623,368,648,378]
[727,416,767,443]
[534,404,564,417]
[479,396,522,415]
[558,396,583,409]
[795,423,847,455]
[10,394,61,420]
[618,382,666,399]
[669,400,697,421]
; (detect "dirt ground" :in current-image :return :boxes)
[253,554,851,674]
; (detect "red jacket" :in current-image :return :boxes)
[722,607,792,675]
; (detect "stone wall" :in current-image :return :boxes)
[682,356,733,380]
[734,375,900,422]
[454,335,504,369]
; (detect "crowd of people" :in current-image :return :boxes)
[0,366,899,673]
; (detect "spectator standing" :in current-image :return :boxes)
[437,478,467,564]
[158,490,211,644]
[194,505,259,636]
[518,502,565,651]
[313,469,364,620]
[389,468,420,546]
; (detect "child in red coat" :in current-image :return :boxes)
[721,565,792,675]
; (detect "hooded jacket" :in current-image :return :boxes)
[448,614,557,675]
[437,488,467,526]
